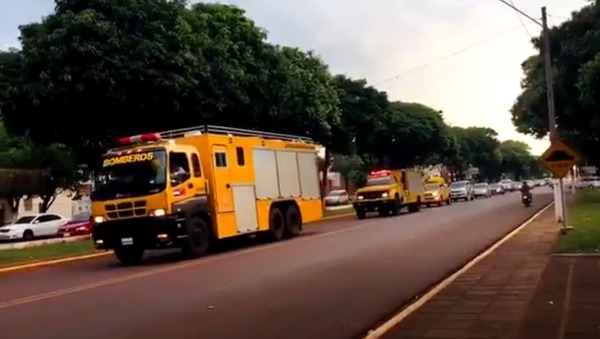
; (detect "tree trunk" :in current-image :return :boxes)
[40,194,56,213]
[9,196,20,214]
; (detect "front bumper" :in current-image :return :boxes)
[92,215,184,250]
[352,198,397,211]
[423,195,442,203]
[451,191,468,199]
[0,232,21,240]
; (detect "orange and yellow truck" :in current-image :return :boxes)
[352,169,424,219]
[91,125,322,264]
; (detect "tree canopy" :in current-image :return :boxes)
[511,2,600,166]
[0,0,544,196]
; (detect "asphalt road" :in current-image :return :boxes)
[0,189,553,339]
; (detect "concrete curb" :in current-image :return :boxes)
[0,235,91,251]
[0,212,355,274]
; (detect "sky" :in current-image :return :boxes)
[0,0,588,156]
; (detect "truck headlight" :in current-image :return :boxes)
[150,209,166,217]
[357,195,364,200]
[94,216,105,224]
[381,192,389,198]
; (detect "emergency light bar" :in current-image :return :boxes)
[369,170,391,177]
[117,133,162,145]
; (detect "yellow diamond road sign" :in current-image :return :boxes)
[539,139,580,178]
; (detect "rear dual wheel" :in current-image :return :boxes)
[268,205,301,241]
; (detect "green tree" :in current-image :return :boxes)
[498,140,533,179]
[331,75,389,157]
[449,127,502,180]
[377,102,447,168]
[2,0,202,163]
[0,124,78,212]
[511,2,600,165]
[331,154,367,188]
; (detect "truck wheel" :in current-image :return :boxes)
[268,207,285,241]
[391,199,401,215]
[408,200,421,213]
[114,246,144,265]
[181,216,210,258]
[284,205,302,238]
[378,207,389,217]
[356,209,366,220]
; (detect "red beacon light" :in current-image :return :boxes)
[117,133,162,146]
[369,170,392,177]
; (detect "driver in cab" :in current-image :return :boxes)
[170,162,188,184]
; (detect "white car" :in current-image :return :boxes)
[0,213,68,241]
[577,177,600,189]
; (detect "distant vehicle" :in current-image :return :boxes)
[57,212,93,237]
[473,183,491,199]
[324,190,350,206]
[577,177,600,189]
[490,183,504,195]
[513,182,523,191]
[450,180,474,201]
[525,180,535,188]
[500,179,514,192]
[0,213,68,241]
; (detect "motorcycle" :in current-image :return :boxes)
[521,193,532,207]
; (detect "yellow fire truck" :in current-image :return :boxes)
[423,175,452,207]
[352,169,424,219]
[91,125,322,264]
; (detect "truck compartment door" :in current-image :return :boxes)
[211,145,234,213]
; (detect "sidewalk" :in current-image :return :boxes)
[380,205,600,339]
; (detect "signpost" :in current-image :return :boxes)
[539,139,580,178]
[539,139,580,230]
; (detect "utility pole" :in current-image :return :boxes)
[498,1,568,229]
[541,7,568,230]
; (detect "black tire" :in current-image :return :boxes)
[391,198,401,215]
[22,229,34,241]
[284,205,302,238]
[408,201,421,213]
[378,207,389,217]
[356,209,366,220]
[268,207,285,241]
[181,216,211,258]
[114,246,144,265]
[425,203,431,208]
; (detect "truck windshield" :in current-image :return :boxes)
[92,150,167,201]
[450,182,467,188]
[366,176,394,186]
[425,184,439,191]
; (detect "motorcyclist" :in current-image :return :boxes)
[520,181,532,199]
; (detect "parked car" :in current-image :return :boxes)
[450,180,474,201]
[0,213,68,241]
[500,179,514,192]
[511,181,522,191]
[324,189,350,206]
[490,183,504,195]
[473,183,491,198]
[577,176,600,189]
[57,211,92,237]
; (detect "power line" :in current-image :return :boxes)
[508,0,532,38]
[496,0,542,26]
[373,25,526,86]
